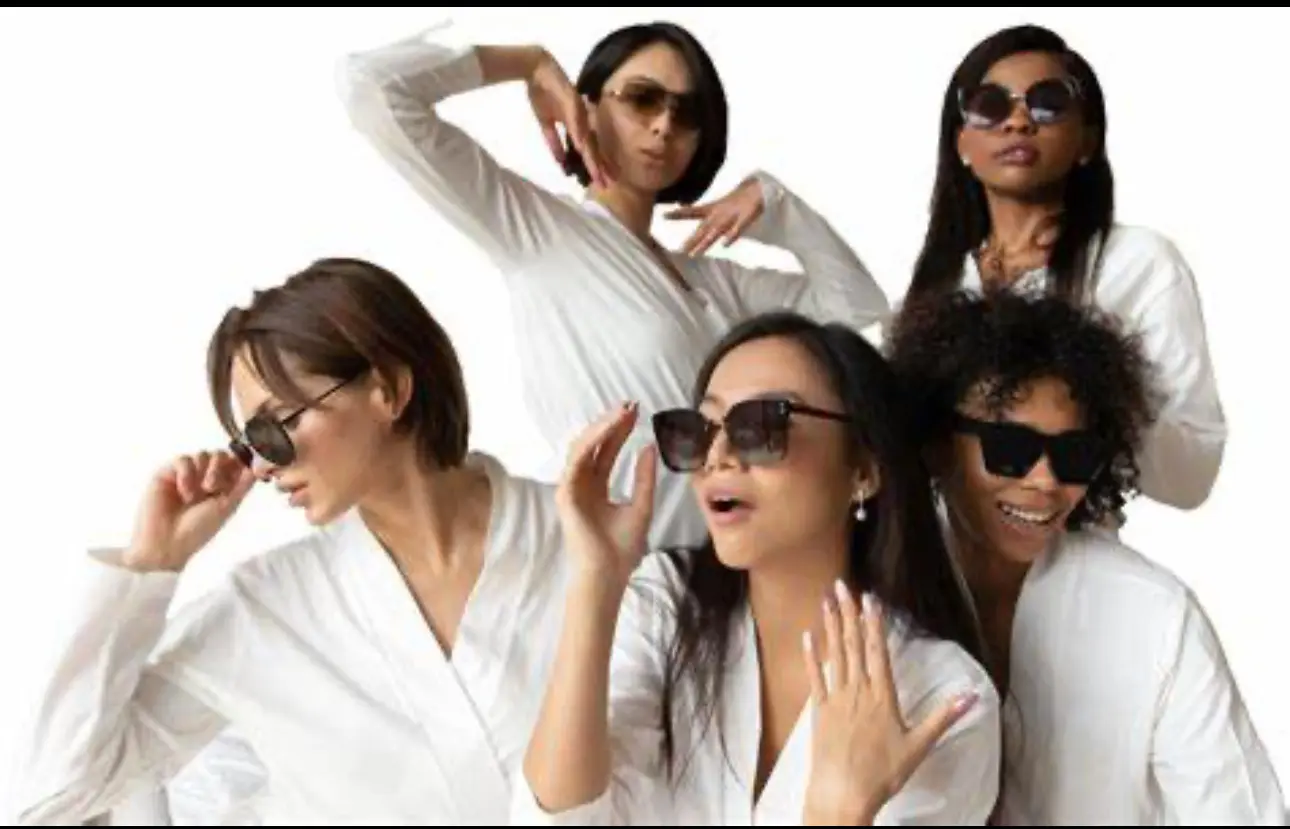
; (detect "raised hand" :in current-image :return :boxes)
[555,402,657,588]
[526,51,615,189]
[802,581,979,825]
[664,175,765,257]
[123,450,257,574]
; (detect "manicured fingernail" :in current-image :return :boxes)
[802,631,813,652]
[834,578,849,604]
[954,691,979,713]
[862,592,875,617]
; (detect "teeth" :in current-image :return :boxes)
[998,503,1055,525]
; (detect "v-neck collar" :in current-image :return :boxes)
[577,197,709,306]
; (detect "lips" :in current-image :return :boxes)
[995,141,1039,166]
[700,484,756,525]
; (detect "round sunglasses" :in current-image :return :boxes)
[651,397,850,473]
[953,412,1105,485]
[957,77,1081,130]
[228,375,357,468]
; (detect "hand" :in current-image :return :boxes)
[555,402,657,588]
[802,581,979,825]
[664,175,765,257]
[526,51,614,189]
[123,450,257,573]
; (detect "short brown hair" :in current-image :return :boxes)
[207,257,470,470]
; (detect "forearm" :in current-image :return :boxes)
[523,570,627,813]
[476,44,550,86]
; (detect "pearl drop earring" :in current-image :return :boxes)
[854,502,866,521]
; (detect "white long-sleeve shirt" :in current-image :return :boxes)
[509,550,1003,825]
[966,527,1284,824]
[11,453,572,826]
[335,26,891,552]
[955,225,1227,512]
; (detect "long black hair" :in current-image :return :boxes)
[562,21,728,205]
[909,24,1113,304]
[651,311,985,778]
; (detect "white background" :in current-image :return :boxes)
[2,5,1288,812]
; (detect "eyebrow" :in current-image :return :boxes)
[701,389,807,407]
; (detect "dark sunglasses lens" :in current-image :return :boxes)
[1025,79,1075,124]
[622,84,669,116]
[725,400,788,465]
[963,83,1013,127]
[1048,433,1103,484]
[244,417,295,466]
[652,410,710,471]
[976,421,1046,479]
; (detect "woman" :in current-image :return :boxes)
[903,23,1225,513]
[885,289,1284,824]
[336,20,889,552]
[14,258,588,825]
[511,312,1001,825]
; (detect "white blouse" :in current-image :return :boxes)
[336,25,891,552]
[957,224,1227,512]
[509,550,1003,826]
[12,453,572,826]
[972,527,1285,824]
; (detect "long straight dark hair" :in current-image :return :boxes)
[909,25,1114,304]
[650,311,985,779]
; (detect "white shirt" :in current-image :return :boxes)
[971,527,1285,824]
[335,26,891,552]
[957,224,1227,512]
[509,550,1003,826]
[12,453,571,826]
[164,729,269,825]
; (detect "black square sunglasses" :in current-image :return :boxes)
[953,412,1105,485]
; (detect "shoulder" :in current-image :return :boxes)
[1094,223,1200,304]
[889,616,999,722]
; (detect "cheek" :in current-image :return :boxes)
[757,435,855,514]
[291,414,372,482]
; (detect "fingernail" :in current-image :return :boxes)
[833,578,849,603]
[802,630,813,652]
[862,592,875,617]
[954,691,979,713]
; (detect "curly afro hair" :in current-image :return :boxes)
[885,289,1162,529]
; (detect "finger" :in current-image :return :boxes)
[723,211,757,246]
[208,451,248,495]
[835,579,865,690]
[592,401,640,482]
[631,442,657,510]
[173,455,201,504]
[802,631,828,704]
[664,203,708,221]
[565,404,632,481]
[222,464,258,509]
[686,217,733,257]
[863,593,896,703]
[821,592,843,695]
[905,691,980,769]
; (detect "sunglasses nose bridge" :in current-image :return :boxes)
[1020,450,1061,491]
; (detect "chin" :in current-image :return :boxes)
[301,498,347,527]
[707,529,763,572]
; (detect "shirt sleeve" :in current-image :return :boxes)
[1124,239,1227,510]
[163,728,269,826]
[336,24,571,273]
[712,170,891,332]
[1150,592,1286,824]
[11,549,248,826]
[509,554,680,826]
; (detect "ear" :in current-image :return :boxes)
[955,128,971,169]
[851,453,882,502]
[369,365,414,425]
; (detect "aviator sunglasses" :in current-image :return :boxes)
[606,79,704,132]
[652,398,849,473]
[228,374,359,468]
[957,76,1081,130]
[953,412,1104,485]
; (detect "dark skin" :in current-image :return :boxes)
[956,51,1098,288]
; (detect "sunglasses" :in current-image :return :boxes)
[228,375,357,468]
[607,79,703,132]
[652,398,849,473]
[953,412,1104,485]
[957,77,1080,130]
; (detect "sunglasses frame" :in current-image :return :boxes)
[605,80,703,132]
[228,374,358,469]
[956,76,1082,130]
[951,411,1105,486]
[652,397,849,473]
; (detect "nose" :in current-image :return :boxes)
[1002,96,1038,134]
[649,105,678,138]
[1022,453,1060,493]
[702,426,740,472]
[250,454,280,483]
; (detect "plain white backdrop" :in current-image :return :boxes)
[2,5,1288,812]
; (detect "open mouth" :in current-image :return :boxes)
[997,501,1058,527]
